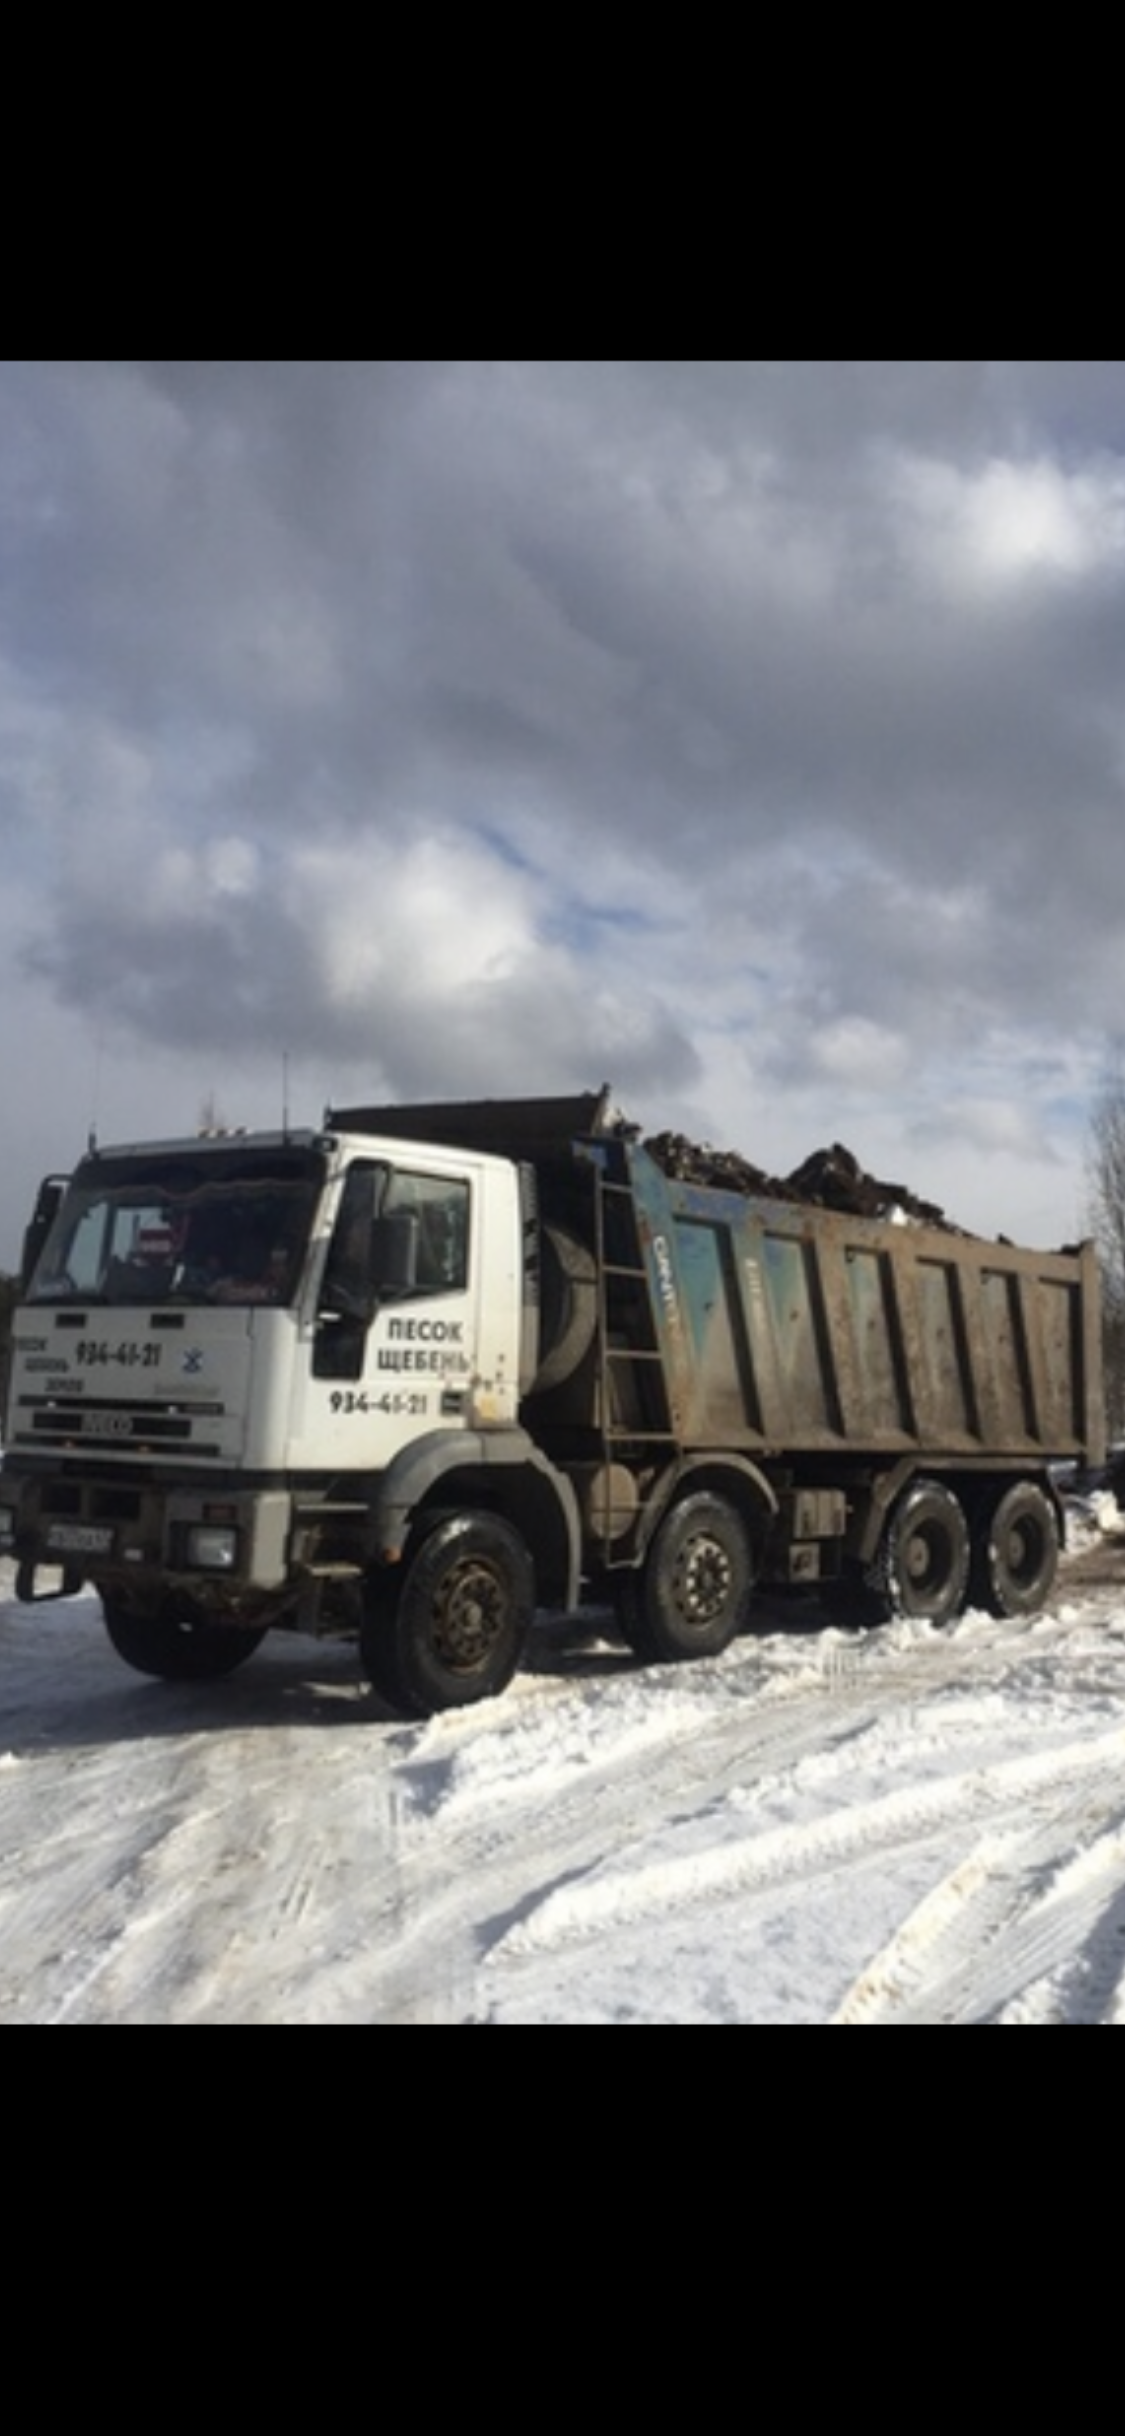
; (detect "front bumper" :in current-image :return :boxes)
[0,1470,292,1601]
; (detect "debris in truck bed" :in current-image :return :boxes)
[643,1129,966,1231]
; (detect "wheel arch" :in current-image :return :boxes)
[633,1453,779,1569]
[850,1460,1065,1568]
[373,1427,582,1611]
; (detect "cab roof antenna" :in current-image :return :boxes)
[88,1018,104,1157]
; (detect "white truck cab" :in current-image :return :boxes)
[0,1115,583,1715]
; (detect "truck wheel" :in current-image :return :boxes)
[865,1478,970,1627]
[971,1481,1060,1617]
[360,1513,535,1719]
[102,1596,267,1681]
[620,1491,753,1664]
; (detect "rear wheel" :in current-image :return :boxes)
[360,1512,535,1719]
[102,1596,267,1681]
[864,1478,970,1628]
[619,1491,753,1664]
[971,1480,1060,1617]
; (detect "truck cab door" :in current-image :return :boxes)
[287,1155,504,1471]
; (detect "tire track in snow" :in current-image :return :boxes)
[382,1680,999,2002]
[831,1732,1125,2023]
[991,1873,1125,2024]
[292,1656,932,2019]
[102,1623,1125,2019]
[6,1582,1125,2021]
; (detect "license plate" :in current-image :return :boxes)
[45,1521,114,1555]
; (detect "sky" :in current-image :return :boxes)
[4,1498,1125,2023]
[3,359,1125,1268]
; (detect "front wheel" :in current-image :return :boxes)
[971,1480,1060,1617]
[619,1491,753,1664]
[360,1513,535,1719]
[102,1596,267,1681]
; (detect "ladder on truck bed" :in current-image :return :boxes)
[591,1164,678,1565]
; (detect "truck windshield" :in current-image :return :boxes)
[26,1147,325,1310]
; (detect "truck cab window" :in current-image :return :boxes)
[383,1171,468,1293]
[26,1154,321,1308]
[320,1166,469,1313]
[315,1166,469,1380]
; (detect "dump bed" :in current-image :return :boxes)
[623,1145,1104,1467]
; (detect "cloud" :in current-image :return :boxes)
[2,360,1125,1262]
[889,451,1125,594]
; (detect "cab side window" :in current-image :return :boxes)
[383,1172,469,1293]
[313,1167,471,1384]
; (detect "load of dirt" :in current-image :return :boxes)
[643,1129,965,1231]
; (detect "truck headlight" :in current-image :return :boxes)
[187,1524,238,1570]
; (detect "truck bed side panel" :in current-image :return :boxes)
[627,1150,1101,1464]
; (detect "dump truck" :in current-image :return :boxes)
[0,1087,1105,1718]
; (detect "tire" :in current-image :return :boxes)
[619,1491,753,1664]
[102,1596,267,1681]
[971,1480,1060,1617]
[360,1513,535,1719]
[864,1478,970,1628]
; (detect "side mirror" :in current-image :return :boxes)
[317,1199,418,1327]
[20,1175,69,1292]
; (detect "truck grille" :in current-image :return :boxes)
[14,1397,224,1457]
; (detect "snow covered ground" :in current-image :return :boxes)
[4,1500,1125,2025]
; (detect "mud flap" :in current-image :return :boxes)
[15,1558,86,1603]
